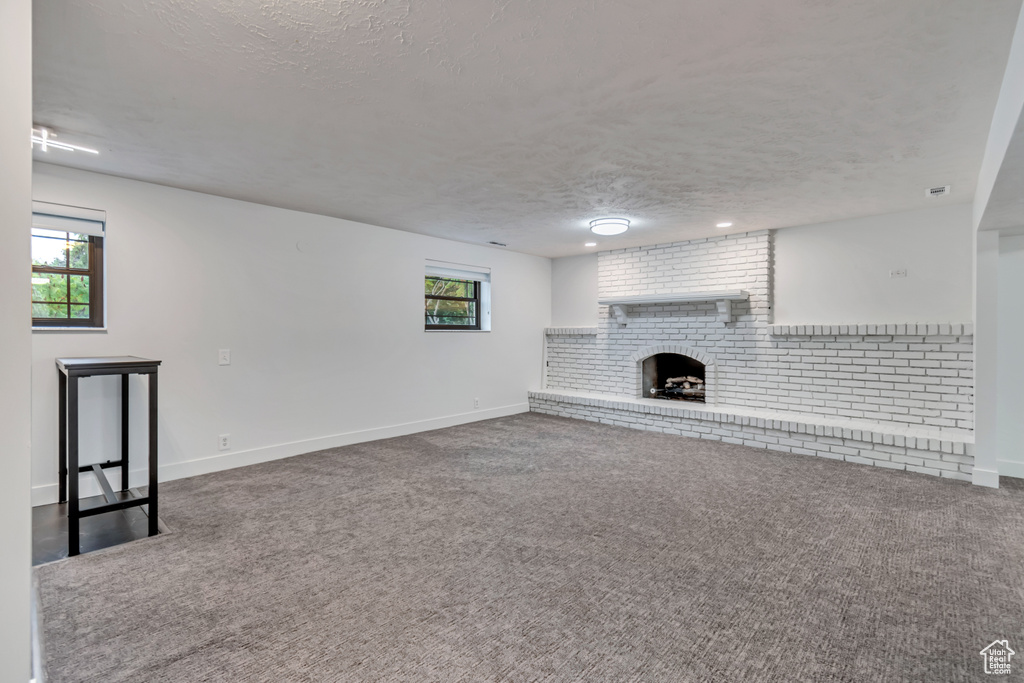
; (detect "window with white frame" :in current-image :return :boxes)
[31,202,106,328]
[424,261,491,331]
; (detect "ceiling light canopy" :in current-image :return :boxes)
[590,218,629,236]
[31,126,98,154]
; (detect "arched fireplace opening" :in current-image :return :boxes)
[642,353,706,402]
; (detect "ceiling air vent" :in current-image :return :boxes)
[926,185,951,198]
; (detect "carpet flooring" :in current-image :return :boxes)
[36,413,1024,682]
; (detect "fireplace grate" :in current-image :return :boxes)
[650,374,705,402]
[642,353,706,403]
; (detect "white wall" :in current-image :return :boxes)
[773,204,973,324]
[31,164,551,505]
[551,254,598,327]
[973,5,1024,488]
[997,234,1024,478]
[1,0,33,679]
[975,2,1024,230]
[974,230,1001,487]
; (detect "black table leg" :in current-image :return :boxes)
[148,371,158,537]
[121,374,130,491]
[58,370,67,504]
[68,374,80,557]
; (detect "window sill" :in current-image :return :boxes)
[32,327,108,333]
[424,329,491,333]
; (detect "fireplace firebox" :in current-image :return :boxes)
[642,353,705,402]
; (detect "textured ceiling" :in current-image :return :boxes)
[33,0,1023,257]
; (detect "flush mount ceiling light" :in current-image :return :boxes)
[716,222,733,228]
[590,218,629,236]
[31,127,99,154]
[585,242,597,247]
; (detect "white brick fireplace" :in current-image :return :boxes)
[531,231,975,481]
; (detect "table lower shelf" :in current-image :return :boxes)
[76,463,150,518]
[64,461,159,555]
[33,488,165,565]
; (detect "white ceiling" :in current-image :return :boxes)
[33,0,1023,257]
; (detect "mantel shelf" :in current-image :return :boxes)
[598,290,748,325]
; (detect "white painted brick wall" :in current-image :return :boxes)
[544,231,974,431]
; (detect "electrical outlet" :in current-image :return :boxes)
[889,269,907,279]
[218,434,230,451]
[474,397,480,409]
[218,349,231,365]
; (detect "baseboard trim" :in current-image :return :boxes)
[972,467,1000,488]
[31,403,530,507]
[998,460,1024,480]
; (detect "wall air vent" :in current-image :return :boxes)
[926,185,951,198]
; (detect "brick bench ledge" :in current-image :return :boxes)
[528,389,973,454]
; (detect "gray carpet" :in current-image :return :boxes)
[36,413,1024,682]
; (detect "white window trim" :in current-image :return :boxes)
[425,260,492,332]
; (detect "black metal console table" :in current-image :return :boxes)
[56,356,162,556]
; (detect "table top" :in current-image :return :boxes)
[56,356,162,373]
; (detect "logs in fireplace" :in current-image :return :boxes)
[642,353,706,403]
[657,375,705,401]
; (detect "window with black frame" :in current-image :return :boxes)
[425,275,482,330]
[31,203,106,328]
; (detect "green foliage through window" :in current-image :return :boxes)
[425,276,481,330]
[31,228,104,327]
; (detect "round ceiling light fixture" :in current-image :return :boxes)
[584,242,597,247]
[590,217,630,236]
[716,222,733,228]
